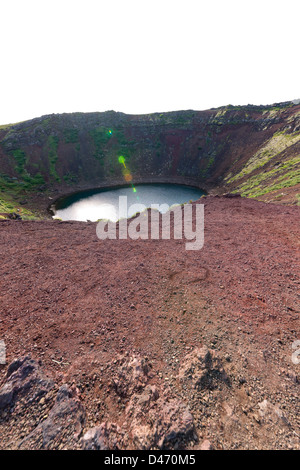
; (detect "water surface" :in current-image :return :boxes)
[53,184,205,222]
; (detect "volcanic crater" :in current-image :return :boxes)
[0,102,299,450]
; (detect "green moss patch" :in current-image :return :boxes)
[228,131,300,184]
[64,128,79,144]
[47,135,60,182]
[232,156,300,197]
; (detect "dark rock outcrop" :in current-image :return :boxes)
[0,356,54,410]
[81,354,197,450]
[19,384,85,449]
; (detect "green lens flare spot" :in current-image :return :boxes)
[118,156,125,164]
[133,187,137,193]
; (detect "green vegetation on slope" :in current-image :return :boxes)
[0,194,39,219]
[47,135,60,182]
[230,156,300,197]
[227,130,300,184]
[64,128,79,144]
[0,172,45,219]
[89,127,112,162]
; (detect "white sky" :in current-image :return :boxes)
[1,0,299,125]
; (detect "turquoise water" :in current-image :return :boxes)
[53,184,205,222]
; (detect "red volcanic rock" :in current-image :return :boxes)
[0,356,54,410]
[107,354,196,450]
[0,196,299,449]
[200,439,214,450]
[18,383,85,449]
[178,346,230,390]
[111,355,153,398]
[81,422,127,450]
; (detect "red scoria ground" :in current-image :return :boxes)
[0,195,299,450]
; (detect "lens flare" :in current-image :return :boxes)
[118,156,138,196]
[123,169,132,182]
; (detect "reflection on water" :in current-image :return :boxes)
[53,184,205,222]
